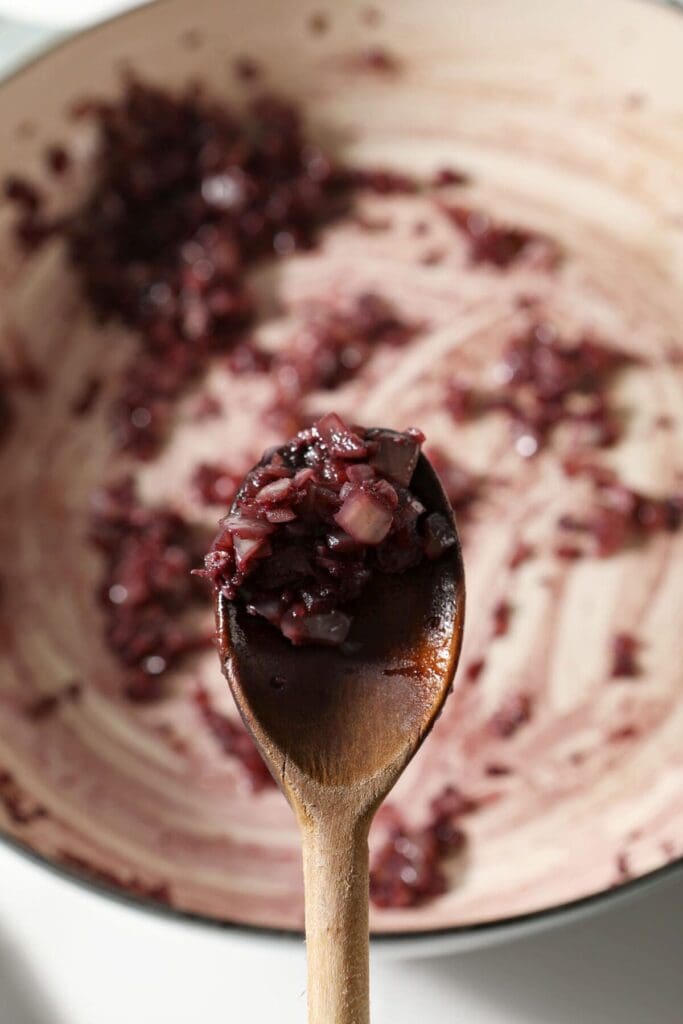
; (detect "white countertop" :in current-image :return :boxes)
[1,839,682,1024]
[0,8,682,1022]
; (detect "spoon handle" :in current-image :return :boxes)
[301,812,371,1024]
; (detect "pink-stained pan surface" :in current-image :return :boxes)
[0,0,682,943]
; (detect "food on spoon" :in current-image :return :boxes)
[197,413,456,645]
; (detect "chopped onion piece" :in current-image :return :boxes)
[315,412,368,459]
[346,463,375,484]
[335,490,394,544]
[255,477,294,504]
[423,513,456,560]
[293,468,315,487]
[234,534,271,569]
[370,433,420,486]
[265,506,298,523]
[220,514,276,539]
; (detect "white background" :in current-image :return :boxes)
[1,839,683,1024]
[1,6,682,1022]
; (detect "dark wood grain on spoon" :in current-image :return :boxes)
[217,444,465,1024]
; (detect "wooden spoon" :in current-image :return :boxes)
[216,445,465,1024]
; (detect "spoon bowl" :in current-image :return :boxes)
[219,450,465,796]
